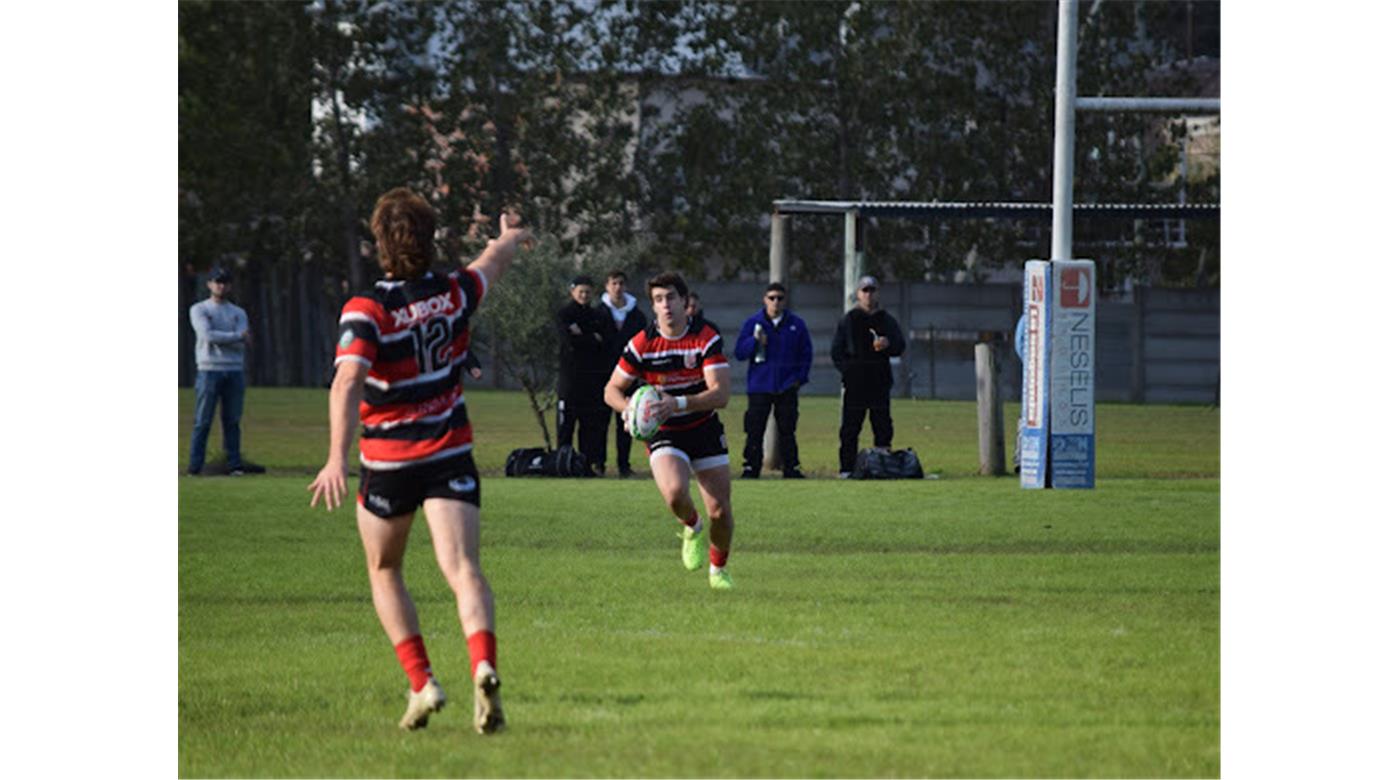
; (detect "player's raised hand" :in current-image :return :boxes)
[308,461,349,511]
[499,209,533,250]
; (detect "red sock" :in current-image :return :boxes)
[680,510,701,531]
[394,635,433,692]
[710,545,729,568]
[467,630,497,678]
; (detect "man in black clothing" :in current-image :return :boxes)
[597,269,648,477]
[685,290,717,331]
[830,275,906,477]
[556,275,610,472]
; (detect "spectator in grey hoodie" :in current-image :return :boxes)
[598,269,647,477]
[187,267,263,475]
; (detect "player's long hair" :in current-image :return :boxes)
[370,188,436,280]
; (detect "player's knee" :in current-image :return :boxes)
[365,555,402,576]
[706,500,732,526]
[665,492,692,516]
[446,566,487,600]
[440,554,481,585]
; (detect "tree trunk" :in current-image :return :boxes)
[179,269,197,387]
[488,72,518,216]
[521,378,554,451]
[274,264,289,385]
[256,261,274,386]
[329,71,363,292]
[497,351,554,450]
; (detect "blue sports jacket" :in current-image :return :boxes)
[733,309,813,394]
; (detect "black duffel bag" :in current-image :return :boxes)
[505,446,594,478]
[851,447,924,480]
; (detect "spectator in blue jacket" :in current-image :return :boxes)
[733,283,813,479]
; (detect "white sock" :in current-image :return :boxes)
[710,564,725,575]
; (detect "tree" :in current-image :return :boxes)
[471,233,571,449]
[473,231,654,449]
[179,0,316,385]
[631,1,1217,286]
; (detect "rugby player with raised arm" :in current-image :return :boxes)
[308,188,529,733]
[603,272,737,590]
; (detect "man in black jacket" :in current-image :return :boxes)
[557,275,610,473]
[830,275,906,477]
[597,269,648,477]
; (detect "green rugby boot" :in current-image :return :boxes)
[679,524,706,571]
[708,568,734,590]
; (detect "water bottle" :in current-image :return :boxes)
[753,323,766,364]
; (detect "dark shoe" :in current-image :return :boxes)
[186,468,203,476]
[230,462,266,476]
[739,467,760,479]
[618,466,634,479]
[783,470,806,479]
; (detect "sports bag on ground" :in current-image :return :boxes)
[851,448,924,480]
[505,446,594,478]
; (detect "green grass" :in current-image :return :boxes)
[179,388,1219,777]
[178,387,1219,479]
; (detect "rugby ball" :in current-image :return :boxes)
[626,384,664,440]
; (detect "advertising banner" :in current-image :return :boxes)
[1048,260,1096,488]
[1020,261,1050,488]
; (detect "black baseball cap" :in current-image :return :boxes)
[570,274,594,288]
[209,267,232,283]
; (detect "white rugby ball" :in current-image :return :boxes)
[626,384,664,440]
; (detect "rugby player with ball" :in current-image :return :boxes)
[605,272,738,590]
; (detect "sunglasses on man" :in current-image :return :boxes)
[766,294,785,301]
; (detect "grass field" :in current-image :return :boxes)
[179,388,1219,777]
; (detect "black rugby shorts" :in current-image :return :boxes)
[358,450,481,518]
[647,414,729,472]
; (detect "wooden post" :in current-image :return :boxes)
[898,280,913,398]
[1131,285,1147,403]
[976,338,1006,476]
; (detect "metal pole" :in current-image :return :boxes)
[1051,0,1079,262]
[1076,96,1220,113]
[763,213,789,472]
[769,213,789,285]
[843,209,862,311]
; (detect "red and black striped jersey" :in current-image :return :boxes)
[616,318,728,431]
[334,268,488,469]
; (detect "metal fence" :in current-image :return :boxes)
[180,277,1219,404]
[665,281,1218,404]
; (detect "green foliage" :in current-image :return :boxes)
[185,0,1219,287]
[471,232,658,449]
[632,1,1218,284]
[472,234,576,449]
[179,0,313,272]
[180,1,1219,385]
